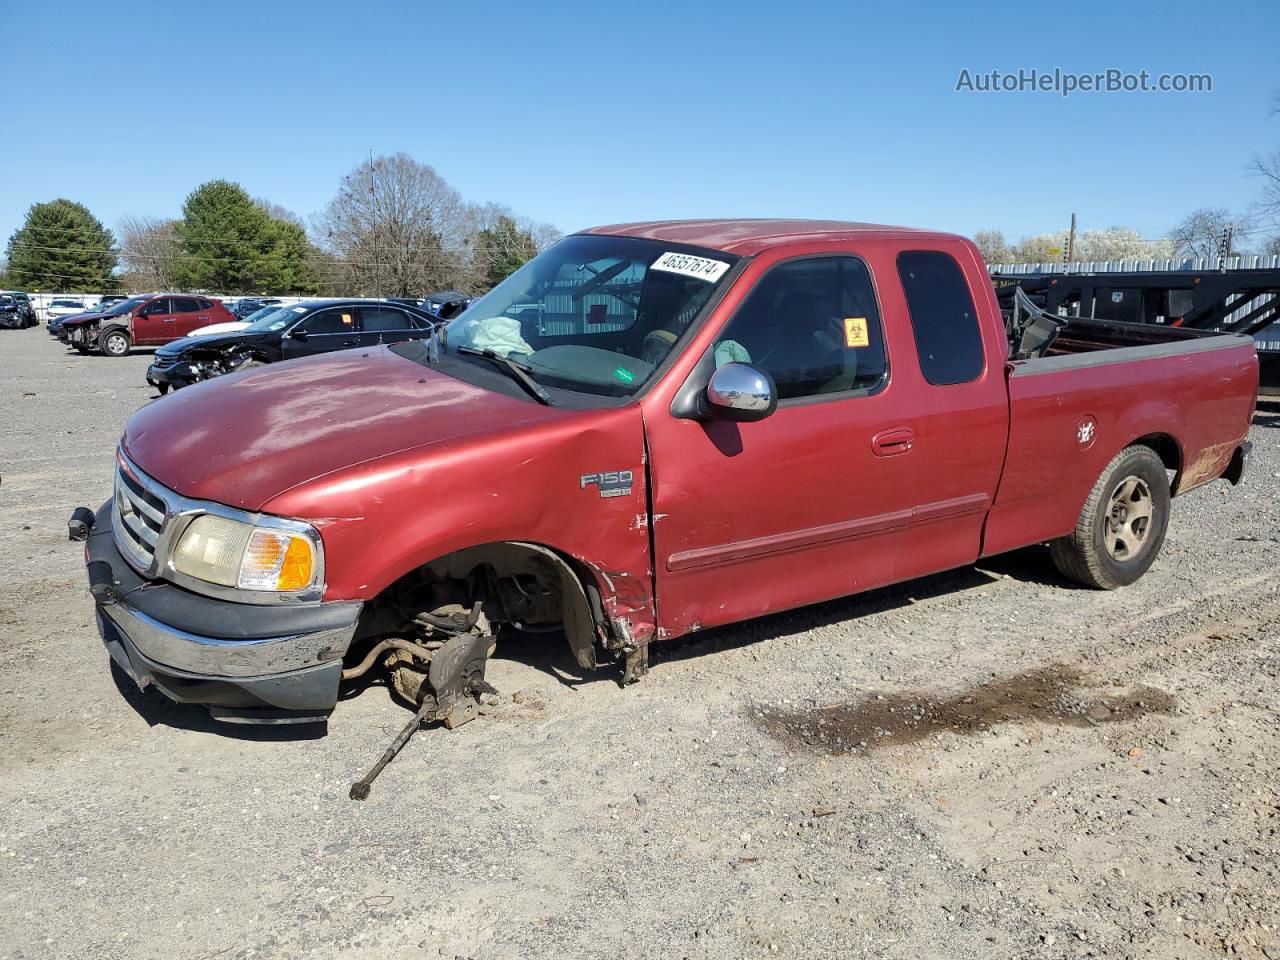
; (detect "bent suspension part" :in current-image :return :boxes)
[349,697,435,801]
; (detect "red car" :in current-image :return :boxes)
[62,294,235,356]
[74,220,1258,730]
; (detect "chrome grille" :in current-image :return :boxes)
[113,457,172,573]
[151,355,177,371]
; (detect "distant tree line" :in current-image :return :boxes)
[0,153,560,296]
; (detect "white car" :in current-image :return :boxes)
[186,321,250,338]
[185,304,284,338]
[45,298,88,322]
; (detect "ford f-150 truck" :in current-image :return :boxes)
[73,220,1258,729]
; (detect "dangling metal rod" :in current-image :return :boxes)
[349,696,435,800]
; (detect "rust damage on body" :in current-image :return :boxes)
[1177,439,1240,493]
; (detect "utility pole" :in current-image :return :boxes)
[369,149,379,298]
[1064,212,1077,271]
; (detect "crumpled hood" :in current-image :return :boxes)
[121,347,565,511]
[157,330,268,357]
[61,310,115,327]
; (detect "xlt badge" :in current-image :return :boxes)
[581,470,634,498]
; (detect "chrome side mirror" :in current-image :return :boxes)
[704,362,777,422]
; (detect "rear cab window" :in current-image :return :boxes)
[896,251,985,385]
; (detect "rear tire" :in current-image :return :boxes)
[1050,445,1171,589]
[99,329,132,357]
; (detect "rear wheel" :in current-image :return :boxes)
[99,329,132,357]
[1050,445,1171,589]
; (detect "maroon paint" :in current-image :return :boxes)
[116,221,1258,650]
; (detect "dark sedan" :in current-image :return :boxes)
[145,299,438,393]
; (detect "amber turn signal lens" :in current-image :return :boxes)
[277,535,313,591]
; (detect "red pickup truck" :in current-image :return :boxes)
[75,220,1258,727]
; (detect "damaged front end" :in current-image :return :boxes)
[148,344,258,392]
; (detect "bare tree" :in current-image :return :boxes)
[971,229,1011,264]
[253,197,305,226]
[1168,208,1244,260]
[1250,151,1280,227]
[1076,227,1171,261]
[117,215,180,290]
[314,153,470,296]
[1011,231,1070,263]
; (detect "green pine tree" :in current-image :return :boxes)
[172,180,315,294]
[474,215,539,290]
[4,199,118,292]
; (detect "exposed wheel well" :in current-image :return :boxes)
[357,542,606,671]
[1130,433,1182,490]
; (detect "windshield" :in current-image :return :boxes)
[244,304,306,333]
[237,305,279,326]
[105,296,149,316]
[52,299,84,308]
[440,234,737,398]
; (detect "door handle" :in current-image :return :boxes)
[162,317,175,322]
[341,339,357,346]
[872,427,915,457]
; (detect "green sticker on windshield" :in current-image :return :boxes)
[613,366,635,384]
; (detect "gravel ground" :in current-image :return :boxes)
[1,326,1277,960]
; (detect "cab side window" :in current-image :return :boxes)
[897,251,985,385]
[173,297,202,313]
[142,298,171,315]
[713,256,888,401]
[301,308,356,334]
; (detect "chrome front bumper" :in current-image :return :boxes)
[83,501,362,723]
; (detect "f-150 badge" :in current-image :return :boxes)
[581,470,634,498]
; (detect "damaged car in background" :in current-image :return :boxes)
[144,299,438,392]
[71,220,1258,798]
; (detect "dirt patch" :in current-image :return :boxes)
[754,663,1176,753]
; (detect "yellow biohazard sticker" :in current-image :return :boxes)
[843,317,870,348]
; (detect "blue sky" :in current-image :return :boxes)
[2,0,1277,249]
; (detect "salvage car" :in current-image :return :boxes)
[144,299,437,392]
[73,220,1257,737]
[1,290,38,327]
[0,294,24,328]
[422,289,474,319]
[49,297,129,337]
[62,294,235,356]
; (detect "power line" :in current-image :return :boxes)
[7,239,461,272]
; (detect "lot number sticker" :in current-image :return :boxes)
[843,317,870,348]
[651,252,731,283]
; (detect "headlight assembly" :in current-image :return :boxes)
[171,514,321,594]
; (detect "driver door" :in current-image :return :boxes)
[281,307,363,359]
[132,298,173,344]
[646,254,928,637]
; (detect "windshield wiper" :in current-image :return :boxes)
[456,347,556,406]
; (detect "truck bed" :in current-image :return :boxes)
[980,324,1258,557]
